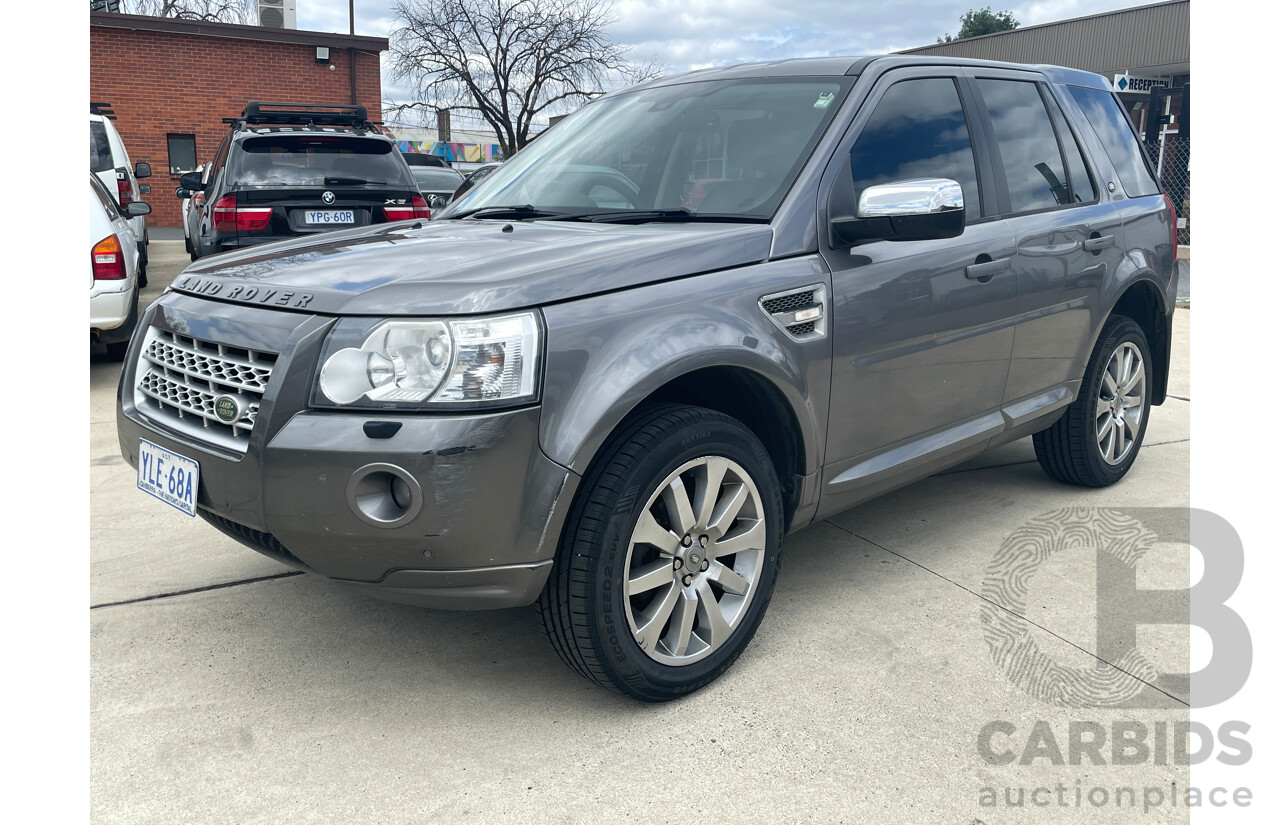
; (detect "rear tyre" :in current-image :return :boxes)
[104,340,130,361]
[138,234,148,288]
[1034,316,1152,487]
[537,404,784,702]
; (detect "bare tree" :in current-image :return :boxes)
[123,0,255,24]
[390,0,658,156]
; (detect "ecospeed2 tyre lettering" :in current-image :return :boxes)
[537,404,784,701]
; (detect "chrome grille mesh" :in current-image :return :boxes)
[761,290,815,316]
[133,327,277,453]
[759,284,827,342]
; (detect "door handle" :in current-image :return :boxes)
[965,256,1011,281]
[1083,234,1115,252]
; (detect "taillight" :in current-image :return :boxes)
[384,195,431,222]
[92,234,126,280]
[116,173,133,207]
[1162,193,1178,250]
[213,194,272,232]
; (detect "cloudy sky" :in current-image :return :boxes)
[294,0,1154,126]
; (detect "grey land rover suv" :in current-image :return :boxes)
[117,57,1176,701]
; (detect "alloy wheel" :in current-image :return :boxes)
[622,456,767,666]
[1095,341,1146,465]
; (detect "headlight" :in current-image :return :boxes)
[313,311,541,410]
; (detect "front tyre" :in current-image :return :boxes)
[538,404,784,701]
[1034,316,1152,486]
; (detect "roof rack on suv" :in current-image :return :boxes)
[222,102,380,133]
[90,101,116,120]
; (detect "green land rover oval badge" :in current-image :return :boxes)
[213,394,243,424]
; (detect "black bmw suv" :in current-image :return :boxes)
[180,102,429,260]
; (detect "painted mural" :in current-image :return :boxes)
[396,140,505,163]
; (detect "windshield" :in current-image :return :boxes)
[229,135,415,187]
[438,77,852,221]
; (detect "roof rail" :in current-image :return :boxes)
[222,101,378,132]
[90,101,116,120]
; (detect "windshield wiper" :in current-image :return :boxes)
[449,204,573,221]
[555,209,768,224]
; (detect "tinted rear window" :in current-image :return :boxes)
[229,136,413,187]
[412,168,465,191]
[1068,86,1159,198]
[91,121,113,173]
[977,78,1071,213]
[90,175,120,218]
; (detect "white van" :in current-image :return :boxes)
[90,105,152,285]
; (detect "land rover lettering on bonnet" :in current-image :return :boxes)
[118,57,1177,701]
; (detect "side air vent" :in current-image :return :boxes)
[759,284,827,342]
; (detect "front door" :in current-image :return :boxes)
[818,70,1018,514]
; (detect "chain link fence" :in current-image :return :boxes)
[1146,132,1190,245]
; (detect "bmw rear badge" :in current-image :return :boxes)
[322,191,336,204]
[213,394,243,424]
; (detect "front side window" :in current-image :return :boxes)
[439,77,853,220]
[1069,86,1160,198]
[977,79,1071,214]
[850,77,981,223]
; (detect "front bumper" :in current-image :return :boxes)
[116,294,579,609]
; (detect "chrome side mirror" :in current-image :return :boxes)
[833,178,965,245]
[858,178,963,218]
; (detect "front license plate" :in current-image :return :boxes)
[305,210,355,225]
[137,438,199,517]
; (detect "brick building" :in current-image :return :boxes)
[90,11,388,228]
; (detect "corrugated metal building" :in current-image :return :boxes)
[901,0,1190,241]
[899,1,1188,80]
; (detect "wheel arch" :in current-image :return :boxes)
[639,366,808,530]
[1101,276,1171,404]
[543,352,820,535]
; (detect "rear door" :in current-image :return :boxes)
[965,70,1127,416]
[817,67,1018,513]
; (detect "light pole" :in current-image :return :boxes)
[348,0,357,105]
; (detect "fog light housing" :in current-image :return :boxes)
[346,464,423,527]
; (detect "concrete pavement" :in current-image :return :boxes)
[91,241,1194,823]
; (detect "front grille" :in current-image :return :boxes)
[200,511,305,568]
[134,327,278,454]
